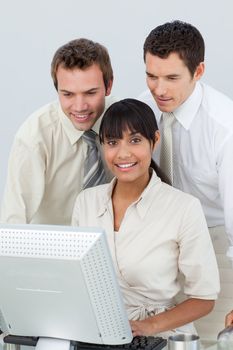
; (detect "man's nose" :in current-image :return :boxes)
[72,96,88,111]
[153,80,167,96]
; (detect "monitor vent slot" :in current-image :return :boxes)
[0,228,100,260]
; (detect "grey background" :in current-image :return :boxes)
[0,1,233,348]
[0,0,233,201]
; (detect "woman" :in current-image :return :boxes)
[72,99,219,338]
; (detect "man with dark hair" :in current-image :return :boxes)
[1,38,115,225]
[139,20,233,337]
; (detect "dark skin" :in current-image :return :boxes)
[103,130,215,336]
[130,299,214,336]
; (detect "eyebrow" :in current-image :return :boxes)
[129,131,140,136]
[59,87,100,94]
[104,131,140,140]
[146,71,180,79]
[85,87,100,93]
[146,71,155,77]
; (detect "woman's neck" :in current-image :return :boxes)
[112,172,151,231]
[113,180,145,202]
[114,170,151,199]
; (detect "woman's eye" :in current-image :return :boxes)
[131,137,141,144]
[107,140,117,146]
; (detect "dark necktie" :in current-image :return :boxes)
[82,130,106,189]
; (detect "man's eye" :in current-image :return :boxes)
[148,75,157,81]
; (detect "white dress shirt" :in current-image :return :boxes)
[72,171,220,336]
[0,96,116,225]
[139,82,233,258]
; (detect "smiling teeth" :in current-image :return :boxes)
[117,163,136,168]
[75,114,88,119]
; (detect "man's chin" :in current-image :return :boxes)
[72,121,96,132]
[156,104,174,113]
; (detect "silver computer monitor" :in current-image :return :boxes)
[0,224,132,347]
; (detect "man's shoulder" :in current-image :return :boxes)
[104,95,118,109]
[22,100,60,127]
[201,82,233,128]
[202,82,233,105]
[137,89,161,119]
[16,100,61,140]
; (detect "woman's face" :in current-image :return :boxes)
[102,128,160,186]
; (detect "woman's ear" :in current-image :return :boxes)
[152,130,160,151]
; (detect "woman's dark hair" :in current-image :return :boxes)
[99,98,170,185]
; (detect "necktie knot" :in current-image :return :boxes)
[82,130,97,148]
[162,112,175,128]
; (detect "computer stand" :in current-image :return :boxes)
[35,337,70,350]
[3,334,71,350]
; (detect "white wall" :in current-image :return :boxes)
[1,0,233,200]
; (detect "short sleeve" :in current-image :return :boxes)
[178,198,220,299]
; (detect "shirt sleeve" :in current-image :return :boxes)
[178,197,220,300]
[0,137,46,223]
[217,135,233,259]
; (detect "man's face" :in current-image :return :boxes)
[57,63,112,131]
[145,52,204,112]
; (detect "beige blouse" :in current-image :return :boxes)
[72,171,220,335]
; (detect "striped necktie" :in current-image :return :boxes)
[160,112,176,185]
[82,130,106,189]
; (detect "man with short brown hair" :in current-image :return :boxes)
[1,38,115,224]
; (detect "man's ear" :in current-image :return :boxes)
[194,62,205,81]
[105,79,113,96]
[153,130,160,151]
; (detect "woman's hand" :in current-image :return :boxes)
[130,319,156,337]
[225,310,233,327]
[130,299,214,337]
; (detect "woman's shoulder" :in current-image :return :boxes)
[158,180,201,207]
[78,183,110,201]
[72,183,110,224]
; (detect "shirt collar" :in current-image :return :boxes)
[59,104,83,145]
[136,170,162,219]
[97,170,162,219]
[59,103,104,146]
[156,82,203,130]
[173,81,203,130]
[97,178,117,217]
